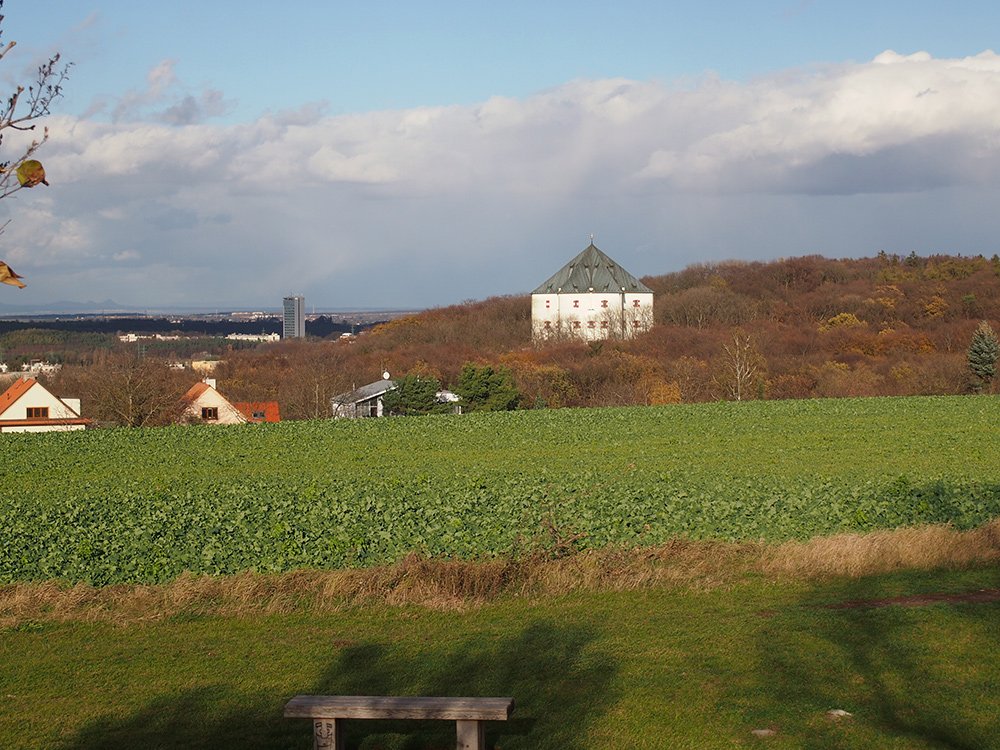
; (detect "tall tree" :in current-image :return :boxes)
[718,330,765,401]
[968,320,999,393]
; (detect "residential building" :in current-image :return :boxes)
[179,378,248,425]
[531,241,654,342]
[331,376,396,418]
[0,377,89,433]
[283,295,305,338]
[233,400,281,423]
[330,375,462,418]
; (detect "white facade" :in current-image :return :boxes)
[531,290,654,341]
[0,378,87,433]
[531,242,655,343]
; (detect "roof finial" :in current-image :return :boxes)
[589,233,595,245]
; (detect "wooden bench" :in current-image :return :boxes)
[284,695,515,750]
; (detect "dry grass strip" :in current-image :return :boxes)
[3,520,999,627]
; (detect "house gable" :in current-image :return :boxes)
[0,377,88,432]
[180,380,248,425]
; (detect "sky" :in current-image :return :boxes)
[2,1,1000,311]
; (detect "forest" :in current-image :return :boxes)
[10,251,1000,425]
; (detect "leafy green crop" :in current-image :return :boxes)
[2,396,999,584]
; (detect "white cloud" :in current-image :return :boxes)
[9,50,1000,308]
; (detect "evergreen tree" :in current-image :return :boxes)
[968,320,999,393]
[455,363,521,411]
[381,373,445,416]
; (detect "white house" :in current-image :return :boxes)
[0,377,88,433]
[331,376,397,418]
[531,242,654,342]
[180,378,248,425]
[331,375,462,418]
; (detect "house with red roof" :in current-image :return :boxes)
[180,378,248,425]
[233,400,281,423]
[0,377,89,433]
[180,378,279,425]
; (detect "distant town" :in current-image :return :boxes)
[0,303,418,339]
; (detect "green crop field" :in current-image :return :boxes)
[2,396,1000,585]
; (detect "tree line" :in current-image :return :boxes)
[25,253,1000,426]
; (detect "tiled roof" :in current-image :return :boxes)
[0,377,38,417]
[180,381,211,403]
[532,242,653,295]
[233,401,281,423]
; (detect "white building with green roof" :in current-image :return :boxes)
[531,242,654,342]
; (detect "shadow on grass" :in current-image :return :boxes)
[61,620,616,750]
[745,576,1000,749]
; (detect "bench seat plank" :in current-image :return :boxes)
[284,695,514,722]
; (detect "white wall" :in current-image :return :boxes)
[532,292,654,342]
[1,381,81,420]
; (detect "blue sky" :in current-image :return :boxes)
[2,1,1000,311]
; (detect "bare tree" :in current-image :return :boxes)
[719,330,765,401]
[0,1,71,286]
[77,350,190,427]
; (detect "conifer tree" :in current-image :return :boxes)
[968,320,999,393]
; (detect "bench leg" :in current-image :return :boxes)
[456,719,485,750]
[313,718,345,750]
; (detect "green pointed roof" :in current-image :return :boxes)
[532,243,653,295]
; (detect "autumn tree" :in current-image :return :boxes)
[968,320,999,393]
[0,2,70,288]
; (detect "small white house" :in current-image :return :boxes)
[331,375,462,418]
[180,378,248,425]
[0,377,88,433]
[331,376,397,418]
[532,242,654,342]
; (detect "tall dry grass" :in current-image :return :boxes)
[3,521,999,627]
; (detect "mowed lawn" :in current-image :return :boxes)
[3,566,999,749]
